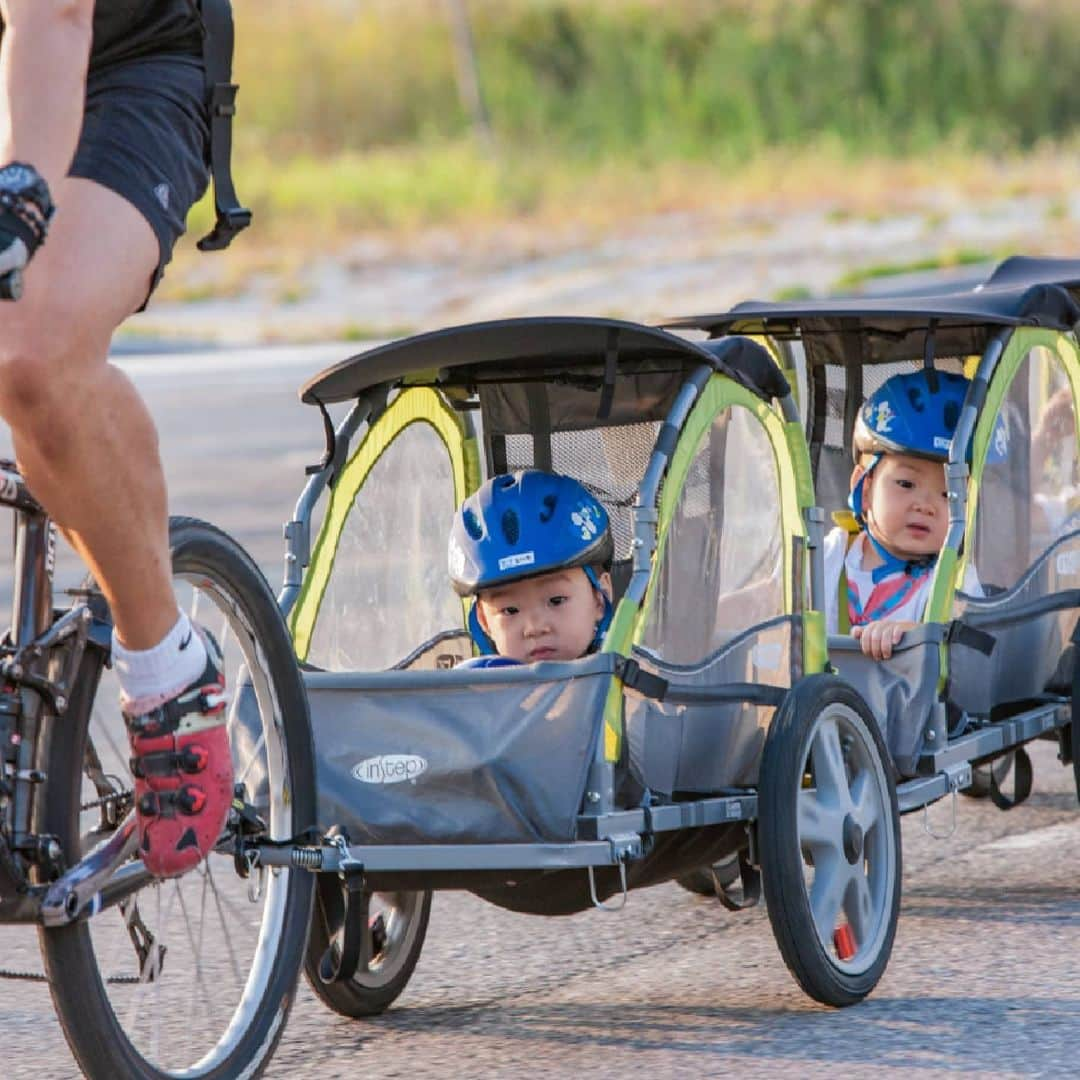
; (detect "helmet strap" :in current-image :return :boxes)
[848,453,936,583]
[583,566,614,647]
[467,601,497,655]
[847,452,882,526]
[862,528,937,584]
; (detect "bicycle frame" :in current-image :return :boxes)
[0,460,144,927]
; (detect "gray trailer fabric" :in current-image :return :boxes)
[828,625,942,777]
[950,537,1080,716]
[624,617,793,794]
[305,655,614,845]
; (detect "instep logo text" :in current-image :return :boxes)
[351,754,428,784]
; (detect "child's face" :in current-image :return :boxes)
[858,453,949,559]
[475,567,611,662]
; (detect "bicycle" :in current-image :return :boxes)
[0,460,315,1079]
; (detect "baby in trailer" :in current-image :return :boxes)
[447,470,614,666]
[827,369,980,661]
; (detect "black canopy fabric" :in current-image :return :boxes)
[301,260,1080,403]
[299,317,716,404]
[299,316,783,405]
[663,267,1080,368]
[980,255,1080,294]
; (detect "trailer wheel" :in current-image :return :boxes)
[961,751,1014,800]
[758,674,901,1007]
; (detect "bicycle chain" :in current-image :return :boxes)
[80,791,131,813]
[0,966,140,984]
[0,793,136,984]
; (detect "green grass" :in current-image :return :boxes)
[234,0,1080,158]
[831,249,996,293]
[206,0,1080,249]
[772,284,814,302]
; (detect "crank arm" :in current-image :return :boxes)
[40,814,140,927]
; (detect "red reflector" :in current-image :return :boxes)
[833,923,856,960]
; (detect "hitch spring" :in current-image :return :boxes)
[290,848,323,870]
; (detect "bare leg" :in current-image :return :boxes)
[0,177,174,648]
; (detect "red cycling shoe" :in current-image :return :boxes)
[124,629,234,878]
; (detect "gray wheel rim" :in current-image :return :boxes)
[795,702,897,976]
[350,890,427,989]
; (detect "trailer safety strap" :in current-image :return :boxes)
[304,394,338,478]
[317,872,370,985]
[989,745,1033,811]
[618,657,786,707]
[714,851,761,913]
[946,621,996,657]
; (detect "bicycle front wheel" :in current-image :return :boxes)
[37,516,315,1079]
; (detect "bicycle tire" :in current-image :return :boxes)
[36,516,315,1079]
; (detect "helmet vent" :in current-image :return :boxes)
[462,508,484,540]
[501,509,520,544]
[944,400,960,432]
[539,494,557,523]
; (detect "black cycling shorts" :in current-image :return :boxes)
[69,53,210,304]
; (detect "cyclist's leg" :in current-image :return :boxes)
[0,175,233,876]
[0,175,173,646]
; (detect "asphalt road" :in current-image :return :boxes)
[0,345,1079,1079]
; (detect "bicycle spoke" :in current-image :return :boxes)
[150,884,163,1064]
[188,585,202,626]
[234,732,268,787]
[216,606,233,654]
[91,717,128,778]
[203,861,245,994]
[176,875,215,1031]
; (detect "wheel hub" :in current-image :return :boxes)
[842,813,863,864]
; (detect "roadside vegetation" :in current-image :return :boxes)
[171,0,1080,298]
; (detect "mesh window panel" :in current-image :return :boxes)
[823,363,848,451]
[814,358,967,512]
[818,358,965,453]
[504,423,662,561]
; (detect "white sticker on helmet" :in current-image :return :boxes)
[933,436,951,450]
[873,401,896,433]
[499,551,535,571]
[572,505,599,540]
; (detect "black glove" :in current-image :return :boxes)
[0,162,54,301]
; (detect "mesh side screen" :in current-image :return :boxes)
[504,423,662,561]
[816,358,966,453]
[823,364,848,450]
[811,357,967,512]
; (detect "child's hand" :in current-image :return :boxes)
[851,619,917,660]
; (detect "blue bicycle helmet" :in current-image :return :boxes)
[448,471,614,654]
[850,370,970,582]
[852,369,970,463]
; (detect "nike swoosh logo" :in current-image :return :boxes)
[179,631,193,651]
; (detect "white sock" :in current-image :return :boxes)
[113,611,208,708]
